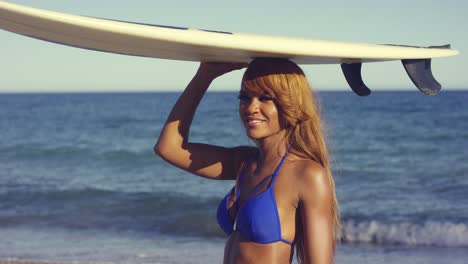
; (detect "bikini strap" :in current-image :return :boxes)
[235,170,243,210]
[280,238,294,245]
[271,146,290,185]
[237,147,290,206]
[235,155,251,210]
[245,174,274,201]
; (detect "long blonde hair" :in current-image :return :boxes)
[242,58,341,263]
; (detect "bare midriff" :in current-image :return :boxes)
[223,231,294,264]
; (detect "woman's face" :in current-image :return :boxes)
[238,87,283,140]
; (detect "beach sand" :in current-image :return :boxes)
[2,243,468,264]
[0,261,112,264]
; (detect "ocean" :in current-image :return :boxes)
[0,91,467,264]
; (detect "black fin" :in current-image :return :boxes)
[341,63,371,96]
[402,59,441,96]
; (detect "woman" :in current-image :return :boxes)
[155,58,341,264]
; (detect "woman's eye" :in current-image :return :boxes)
[259,96,273,102]
[237,94,250,101]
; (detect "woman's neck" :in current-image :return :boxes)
[254,130,287,166]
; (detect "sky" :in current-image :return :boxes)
[0,0,466,93]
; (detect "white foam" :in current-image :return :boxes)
[342,220,468,247]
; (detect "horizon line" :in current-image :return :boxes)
[1,88,467,95]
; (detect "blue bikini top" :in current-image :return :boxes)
[216,149,293,245]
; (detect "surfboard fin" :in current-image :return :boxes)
[343,59,442,96]
[402,59,441,96]
[341,63,371,96]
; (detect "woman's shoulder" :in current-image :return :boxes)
[288,155,325,178]
[288,157,330,201]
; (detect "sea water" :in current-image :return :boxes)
[0,91,467,263]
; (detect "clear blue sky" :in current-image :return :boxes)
[0,0,466,93]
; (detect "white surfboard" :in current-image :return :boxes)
[0,1,459,95]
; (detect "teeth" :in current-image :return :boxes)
[248,119,264,126]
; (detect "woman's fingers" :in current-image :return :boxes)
[198,62,249,79]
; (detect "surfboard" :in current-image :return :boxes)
[0,1,459,95]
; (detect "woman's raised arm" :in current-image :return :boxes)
[154,62,248,180]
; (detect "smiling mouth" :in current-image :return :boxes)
[245,119,265,127]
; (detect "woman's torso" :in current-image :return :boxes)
[223,232,294,264]
[218,149,303,264]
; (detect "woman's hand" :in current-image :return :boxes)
[196,62,249,80]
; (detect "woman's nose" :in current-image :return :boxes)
[245,98,260,114]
